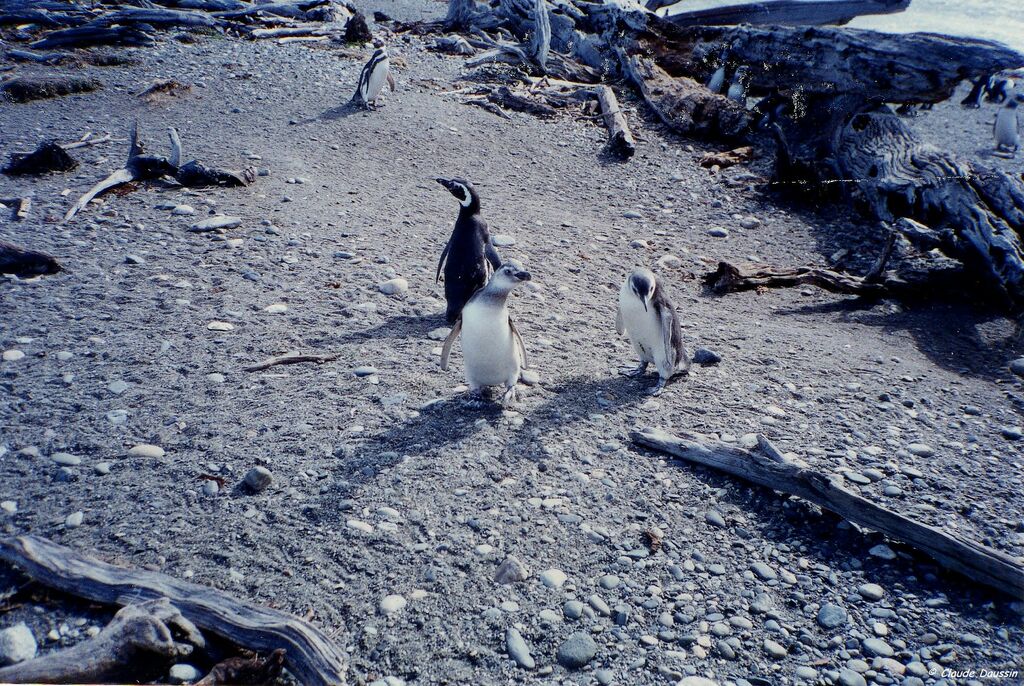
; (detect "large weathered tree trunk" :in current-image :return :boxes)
[654,0,910,27]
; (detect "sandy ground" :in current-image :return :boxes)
[1,4,1023,685]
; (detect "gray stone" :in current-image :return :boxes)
[168,663,203,683]
[838,668,867,686]
[65,511,83,528]
[869,544,897,560]
[906,443,934,457]
[243,466,272,493]
[51,452,80,466]
[817,603,848,629]
[858,583,885,601]
[563,600,584,620]
[751,562,777,581]
[190,215,241,232]
[505,627,535,669]
[353,366,378,377]
[556,632,597,669]
[494,555,530,584]
[708,227,729,238]
[862,637,893,657]
[378,278,408,296]
[595,668,614,685]
[763,638,787,659]
[693,349,721,366]
[678,679,719,686]
[540,568,567,588]
[1010,357,1024,377]
[599,574,620,590]
[0,623,37,665]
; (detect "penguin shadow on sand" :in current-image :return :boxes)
[335,313,443,343]
[521,373,652,431]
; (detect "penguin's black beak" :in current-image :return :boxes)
[641,299,648,312]
[435,177,453,190]
[515,271,531,282]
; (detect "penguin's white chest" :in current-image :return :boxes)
[460,301,519,388]
[995,108,1020,147]
[727,82,744,102]
[618,287,668,369]
[362,57,390,102]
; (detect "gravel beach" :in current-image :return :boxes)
[1,3,1023,685]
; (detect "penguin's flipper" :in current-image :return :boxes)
[509,316,528,369]
[655,300,680,370]
[615,305,624,335]
[387,72,396,92]
[440,319,462,371]
[436,239,451,284]
[485,241,502,271]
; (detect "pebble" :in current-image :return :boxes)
[861,637,894,657]
[678,679,719,686]
[264,303,288,314]
[1001,426,1023,440]
[2,350,25,362]
[707,227,729,238]
[427,327,451,341]
[107,380,128,394]
[494,555,531,584]
[125,254,146,265]
[1009,357,1024,376]
[750,562,777,580]
[190,215,241,232]
[858,583,885,601]
[657,254,682,269]
[347,519,373,533]
[693,348,721,365]
[505,627,535,669]
[243,466,272,493]
[817,603,848,628]
[202,480,219,496]
[623,210,642,219]
[838,669,867,686]
[563,600,584,619]
[378,278,408,296]
[492,234,516,247]
[705,510,726,527]
[207,321,235,331]
[598,574,620,590]
[51,453,81,466]
[353,366,378,377]
[539,568,567,588]
[168,663,203,683]
[170,205,195,216]
[869,544,896,560]
[379,594,407,615]
[520,369,540,385]
[556,631,597,669]
[128,444,165,459]
[0,623,37,665]
[763,638,787,659]
[739,216,761,229]
[906,443,934,457]
[0,501,15,515]
[65,511,84,528]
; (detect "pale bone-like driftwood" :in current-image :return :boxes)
[631,428,1024,598]
[653,0,909,27]
[244,352,341,372]
[0,535,348,686]
[0,598,205,684]
[591,85,635,159]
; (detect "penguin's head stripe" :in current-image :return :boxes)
[436,177,474,207]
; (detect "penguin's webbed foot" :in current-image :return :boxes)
[648,378,668,396]
[619,363,648,378]
[463,389,488,408]
[501,385,518,408]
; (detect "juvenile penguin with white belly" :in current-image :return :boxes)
[436,177,502,323]
[994,98,1020,154]
[616,268,690,395]
[441,260,531,406]
[727,65,750,103]
[353,44,395,109]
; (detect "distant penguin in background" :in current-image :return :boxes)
[616,268,690,396]
[436,177,503,323]
[353,43,395,109]
[727,66,750,103]
[441,260,531,407]
[986,76,1014,104]
[706,50,728,94]
[994,98,1020,154]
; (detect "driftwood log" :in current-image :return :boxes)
[632,429,1024,598]
[0,239,62,277]
[0,599,205,684]
[3,141,78,175]
[0,535,348,686]
[591,85,635,159]
[650,0,909,24]
[63,122,255,223]
[244,352,341,372]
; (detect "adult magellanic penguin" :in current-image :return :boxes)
[616,268,690,395]
[441,260,531,406]
[353,44,395,109]
[435,177,502,323]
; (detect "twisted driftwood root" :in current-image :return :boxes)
[632,428,1024,599]
[0,535,348,686]
[195,649,287,686]
[0,598,205,684]
[2,76,102,103]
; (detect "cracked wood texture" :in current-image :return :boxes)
[0,536,348,686]
[631,429,1024,599]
